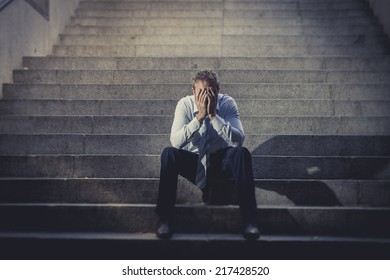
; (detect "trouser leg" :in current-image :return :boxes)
[221,147,258,224]
[155,147,197,221]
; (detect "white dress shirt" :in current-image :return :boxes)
[170,93,245,154]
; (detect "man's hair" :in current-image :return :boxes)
[192,70,220,93]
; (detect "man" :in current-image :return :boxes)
[155,70,260,240]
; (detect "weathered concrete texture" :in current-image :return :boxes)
[21,56,390,70]
[1,232,389,260]
[1,134,390,156]
[0,0,80,97]
[0,178,389,207]
[1,99,390,117]
[4,83,390,100]
[1,0,390,245]
[367,0,390,44]
[0,203,389,237]
[1,115,390,135]
[57,34,387,46]
[51,44,388,56]
[12,69,390,84]
[63,25,382,36]
[0,154,389,179]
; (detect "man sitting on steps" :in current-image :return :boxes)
[155,69,260,240]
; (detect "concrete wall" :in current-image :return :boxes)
[367,0,390,44]
[0,0,80,97]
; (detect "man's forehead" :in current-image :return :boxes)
[194,80,210,88]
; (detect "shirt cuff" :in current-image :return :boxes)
[210,115,226,132]
[187,116,202,133]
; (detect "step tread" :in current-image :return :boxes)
[1,203,389,210]
[0,203,388,237]
[2,154,389,158]
[0,231,389,243]
[12,69,390,85]
[1,232,389,260]
[2,115,389,136]
[2,99,389,117]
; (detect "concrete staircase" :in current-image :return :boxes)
[1,0,390,259]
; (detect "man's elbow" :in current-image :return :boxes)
[232,132,245,147]
[170,136,182,149]
[238,134,245,146]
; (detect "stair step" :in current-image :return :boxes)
[74,8,371,18]
[69,16,378,27]
[1,115,390,134]
[71,17,223,27]
[58,34,388,46]
[1,154,389,179]
[57,35,388,48]
[52,44,389,57]
[13,70,390,84]
[22,56,390,71]
[77,1,368,10]
[222,35,388,46]
[1,232,389,260]
[0,203,389,237]
[75,8,222,18]
[63,25,382,35]
[228,16,377,26]
[53,45,223,57]
[2,99,390,116]
[223,25,382,36]
[4,84,390,100]
[87,0,365,2]
[0,178,389,206]
[0,99,177,116]
[60,34,223,46]
[78,1,224,10]
[1,134,389,156]
[225,1,368,10]
[222,45,388,57]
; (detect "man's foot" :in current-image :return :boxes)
[156,222,172,239]
[243,224,260,240]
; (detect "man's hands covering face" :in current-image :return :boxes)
[195,87,217,122]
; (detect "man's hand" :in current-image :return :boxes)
[207,87,217,119]
[195,88,208,122]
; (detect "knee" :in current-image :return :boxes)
[231,146,252,159]
[161,147,179,161]
[161,147,174,156]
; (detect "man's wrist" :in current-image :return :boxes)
[208,113,216,120]
[196,114,205,122]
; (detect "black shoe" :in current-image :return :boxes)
[243,224,260,240]
[156,222,172,239]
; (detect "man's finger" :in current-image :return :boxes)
[202,89,208,99]
[202,91,208,102]
[197,88,204,102]
[207,88,216,99]
[197,88,202,99]
[208,89,216,101]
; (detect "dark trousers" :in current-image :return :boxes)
[155,146,258,224]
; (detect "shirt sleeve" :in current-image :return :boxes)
[170,98,201,149]
[210,97,245,147]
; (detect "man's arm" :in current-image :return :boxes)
[204,88,244,147]
[170,98,201,149]
[210,97,245,147]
